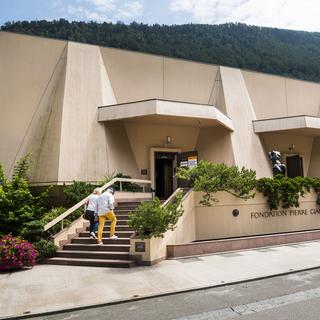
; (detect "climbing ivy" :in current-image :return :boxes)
[257,175,320,210]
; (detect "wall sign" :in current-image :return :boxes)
[180,160,188,168]
[135,242,146,252]
[250,208,320,219]
[187,156,198,168]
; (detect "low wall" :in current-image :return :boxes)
[130,190,320,264]
[52,217,88,247]
[195,191,320,240]
[130,190,196,264]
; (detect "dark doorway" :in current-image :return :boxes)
[286,155,304,178]
[155,152,175,199]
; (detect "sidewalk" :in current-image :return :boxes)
[2,240,320,319]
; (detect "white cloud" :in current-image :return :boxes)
[62,0,143,22]
[169,0,320,32]
[66,0,144,22]
[86,0,116,12]
[115,1,143,20]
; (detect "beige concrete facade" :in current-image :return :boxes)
[1,31,320,186]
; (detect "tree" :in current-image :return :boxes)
[0,155,48,240]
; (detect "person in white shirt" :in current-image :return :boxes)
[84,188,101,239]
[97,187,118,245]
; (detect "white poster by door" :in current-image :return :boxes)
[187,156,197,168]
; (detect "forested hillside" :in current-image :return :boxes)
[2,19,320,82]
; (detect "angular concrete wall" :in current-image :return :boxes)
[100,47,164,104]
[196,126,234,165]
[0,32,66,177]
[58,42,109,182]
[58,42,139,182]
[220,67,272,178]
[243,70,320,119]
[27,47,67,184]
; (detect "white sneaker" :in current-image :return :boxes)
[97,241,103,246]
[91,232,97,239]
[110,235,118,240]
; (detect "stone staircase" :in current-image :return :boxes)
[46,201,141,268]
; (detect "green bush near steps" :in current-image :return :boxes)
[128,192,184,240]
[33,239,58,260]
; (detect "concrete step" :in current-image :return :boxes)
[116,215,129,220]
[63,243,130,252]
[117,202,142,206]
[114,209,136,213]
[46,257,136,268]
[79,231,134,238]
[86,225,134,231]
[71,237,130,245]
[102,220,129,225]
[56,250,130,260]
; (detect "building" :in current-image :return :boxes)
[1,31,320,200]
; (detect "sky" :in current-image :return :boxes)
[1,0,320,32]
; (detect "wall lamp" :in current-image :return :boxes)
[288,143,295,152]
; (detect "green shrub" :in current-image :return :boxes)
[0,155,49,237]
[63,173,142,207]
[128,192,184,240]
[42,207,67,236]
[177,161,256,206]
[20,220,44,243]
[63,181,97,205]
[33,240,57,260]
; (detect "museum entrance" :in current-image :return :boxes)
[154,150,198,199]
[155,152,175,199]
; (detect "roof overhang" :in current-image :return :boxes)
[98,99,234,130]
[253,115,320,136]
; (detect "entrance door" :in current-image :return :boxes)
[286,155,303,178]
[155,152,175,199]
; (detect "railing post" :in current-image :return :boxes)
[143,184,145,192]
[61,219,64,230]
[120,181,123,192]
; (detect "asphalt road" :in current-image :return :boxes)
[28,268,320,320]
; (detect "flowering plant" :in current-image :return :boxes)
[0,234,37,271]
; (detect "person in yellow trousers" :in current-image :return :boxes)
[97,187,118,245]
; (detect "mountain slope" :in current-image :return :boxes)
[2,20,320,82]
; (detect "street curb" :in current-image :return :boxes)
[2,265,320,320]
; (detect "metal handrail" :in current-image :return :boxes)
[161,188,192,207]
[44,178,152,232]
